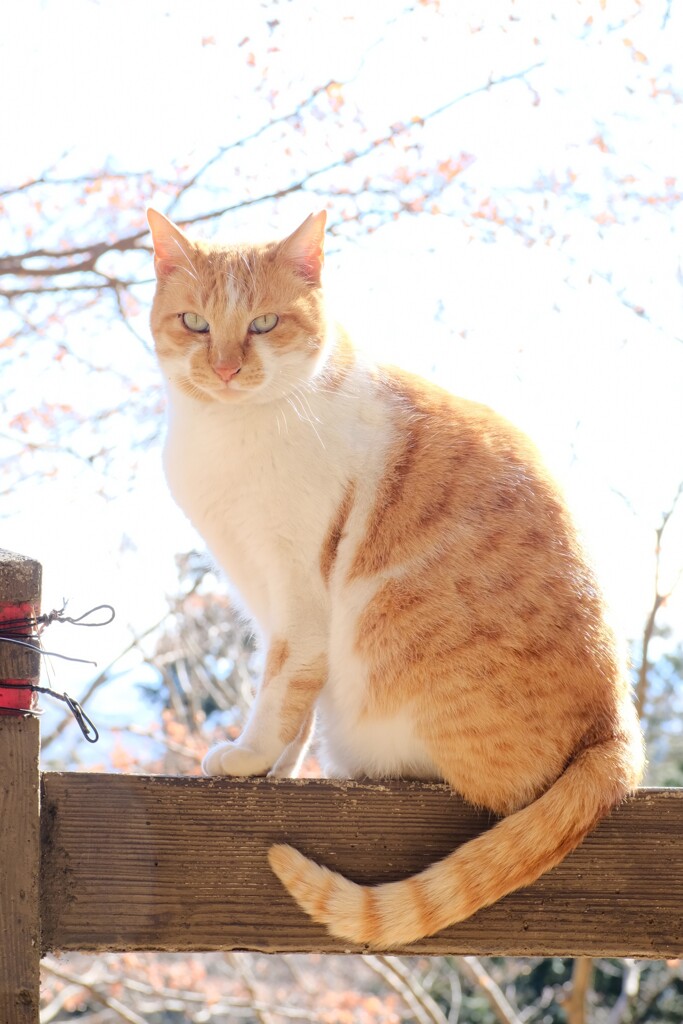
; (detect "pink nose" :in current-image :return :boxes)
[213,361,242,382]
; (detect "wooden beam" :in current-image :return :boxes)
[41,775,683,958]
[0,550,42,1024]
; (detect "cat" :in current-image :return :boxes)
[147,207,644,948]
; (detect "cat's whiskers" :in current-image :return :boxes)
[284,394,303,425]
[276,405,290,438]
[301,373,356,407]
[291,384,322,425]
[308,381,345,400]
[284,393,315,439]
[175,374,205,401]
[286,387,326,451]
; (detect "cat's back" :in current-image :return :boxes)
[359,362,580,572]
[350,361,627,693]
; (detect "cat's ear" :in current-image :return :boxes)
[147,208,193,279]
[280,211,326,285]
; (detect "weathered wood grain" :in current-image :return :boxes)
[0,717,41,1024]
[0,551,42,1024]
[0,549,41,682]
[40,775,683,958]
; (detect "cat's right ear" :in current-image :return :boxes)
[280,211,327,285]
[147,208,192,279]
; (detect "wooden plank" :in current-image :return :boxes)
[0,718,41,1024]
[0,551,42,1024]
[40,775,683,958]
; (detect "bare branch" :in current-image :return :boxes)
[636,482,683,719]
[97,966,322,1020]
[109,281,154,353]
[41,958,148,1024]
[1,59,544,300]
[165,78,342,216]
[453,956,524,1024]
[40,981,85,1023]
[364,954,449,1024]
[606,959,641,1024]
[225,952,278,1024]
[560,958,594,1024]
[40,612,171,751]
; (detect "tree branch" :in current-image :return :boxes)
[41,958,148,1024]
[636,482,683,719]
[453,956,524,1024]
[561,958,594,1024]
[364,954,449,1024]
[40,611,172,751]
[1,60,544,297]
[225,952,278,1024]
[606,959,641,1024]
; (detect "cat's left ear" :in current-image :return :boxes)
[280,211,326,285]
[147,208,193,279]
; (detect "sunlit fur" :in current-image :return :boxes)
[148,208,645,949]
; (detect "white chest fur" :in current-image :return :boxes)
[162,373,388,627]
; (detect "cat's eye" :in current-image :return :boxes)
[182,312,210,333]
[249,313,279,334]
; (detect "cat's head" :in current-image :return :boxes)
[147,209,328,404]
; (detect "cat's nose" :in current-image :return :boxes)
[213,361,242,382]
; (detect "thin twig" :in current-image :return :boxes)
[41,959,147,1024]
[636,482,683,719]
[225,952,278,1024]
[447,968,462,1024]
[40,612,171,750]
[365,955,450,1024]
[454,956,524,1024]
[40,982,84,1023]
[606,959,641,1024]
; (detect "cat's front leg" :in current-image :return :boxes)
[202,638,327,777]
[268,710,316,778]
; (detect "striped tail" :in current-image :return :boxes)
[268,729,643,947]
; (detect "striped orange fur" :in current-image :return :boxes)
[148,208,645,948]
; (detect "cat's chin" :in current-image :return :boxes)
[200,379,314,407]
[206,387,253,404]
[210,384,287,406]
[179,380,263,405]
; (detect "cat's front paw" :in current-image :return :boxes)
[202,741,272,777]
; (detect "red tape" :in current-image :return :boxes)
[0,601,38,714]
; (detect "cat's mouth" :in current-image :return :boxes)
[204,376,258,403]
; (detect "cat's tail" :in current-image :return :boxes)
[268,726,643,947]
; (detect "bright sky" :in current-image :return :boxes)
[1,0,682,748]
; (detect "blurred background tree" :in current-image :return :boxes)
[2,0,683,1020]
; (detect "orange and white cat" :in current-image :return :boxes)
[147,207,644,948]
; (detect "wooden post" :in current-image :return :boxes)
[0,550,42,1024]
